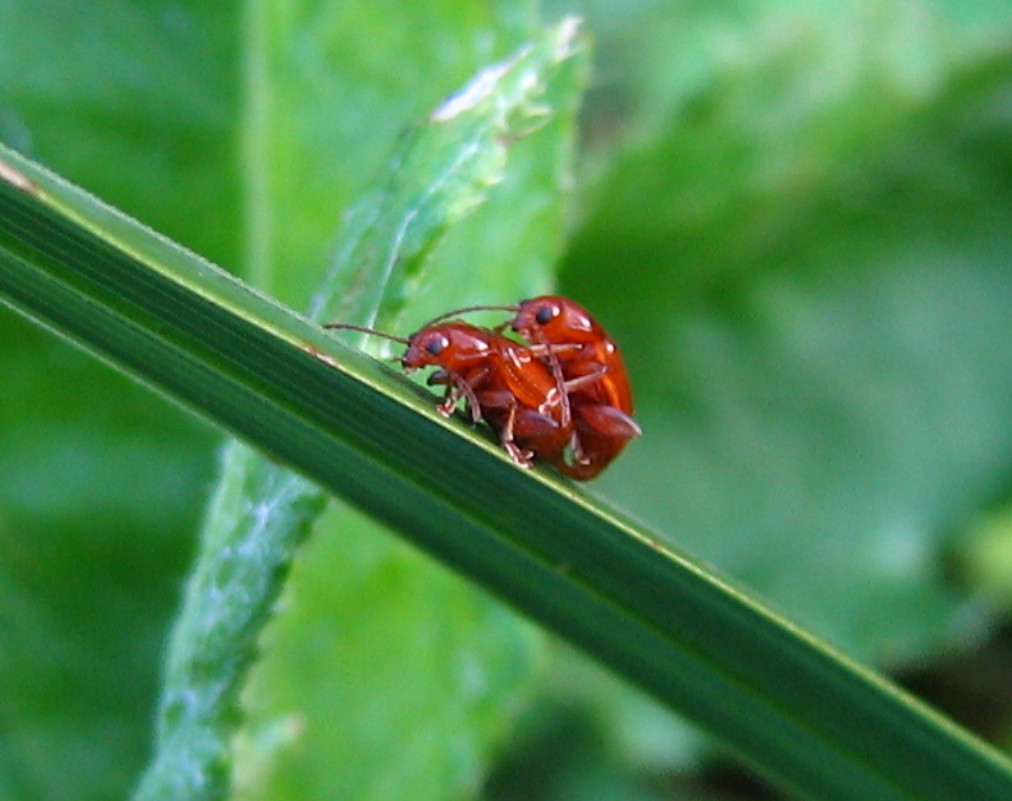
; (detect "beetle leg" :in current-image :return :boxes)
[521,343,573,428]
[498,401,534,468]
[434,367,486,423]
[569,431,592,466]
[562,363,609,394]
[437,384,466,418]
[427,370,463,415]
[526,342,583,359]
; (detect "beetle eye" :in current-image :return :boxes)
[425,337,446,356]
[535,306,555,325]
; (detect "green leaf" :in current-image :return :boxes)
[0,5,580,799]
[0,0,240,270]
[234,506,543,801]
[239,0,543,307]
[130,18,587,801]
[541,3,1012,774]
[5,2,1012,800]
[230,8,586,801]
[3,130,1012,801]
[311,14,582,330]
[561,0,1012,661]
[0,6,227,799]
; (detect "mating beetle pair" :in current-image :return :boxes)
[328,296,640,480]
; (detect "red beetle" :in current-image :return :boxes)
[511,296,640,479]
[425,296,641,479]
[326,320,572,468]
[327,296,640,479]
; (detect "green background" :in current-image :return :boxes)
[2,1,1011,799]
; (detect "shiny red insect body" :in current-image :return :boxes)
[326,320,572,468]
[327,295,640,480]
[510,296,640,479]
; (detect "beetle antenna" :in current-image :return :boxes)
[323,322,410,346]
[420,303,520,329]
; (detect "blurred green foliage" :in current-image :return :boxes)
[1,0,1012,800]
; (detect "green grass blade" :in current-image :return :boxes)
[2,141,1012,801]
[126,20,585,801]
[227,15,585,801]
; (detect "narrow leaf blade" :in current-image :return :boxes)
[2,139,1011,801]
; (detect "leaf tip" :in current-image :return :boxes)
[431,56,525,122]
[430,16,584,123]
[554,15,584,59]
